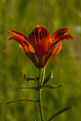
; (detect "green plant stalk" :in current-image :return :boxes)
[38,68,45,121]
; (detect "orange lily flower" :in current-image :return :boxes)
[8,25,73,68]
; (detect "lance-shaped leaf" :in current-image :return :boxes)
[17,87,37,90]
[32,115,38,121]
[43,84,62,89]
[42,73,53,87]
[48,107,72,121]
[6,99,39,105]
[24,74,39,82]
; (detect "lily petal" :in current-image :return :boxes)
[28,25,50,57]
[8,31,39,67]
[42,32,73,68]
[8,30,27,39]
[51,28,69,42]
[63,34,73,40]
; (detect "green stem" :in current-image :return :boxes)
[38,68,45,121]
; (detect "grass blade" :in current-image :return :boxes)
[43,84,62,89]
[32,115,38,121]
[43,73,53,86]
[48,107,72,121]
[6,99,39,105]
[24,74,39,82]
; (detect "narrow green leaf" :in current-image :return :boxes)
[43,84,62,89]
[17,87,37,90]
[32,115,38,121]
[25,78,38,81]
[48,107,72,121]
[6,99,39,105]
[24,74,39,82]
[43,73,53,86]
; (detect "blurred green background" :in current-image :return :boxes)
[0,0,81,121]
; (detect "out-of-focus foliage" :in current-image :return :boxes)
[0,0,81,121]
